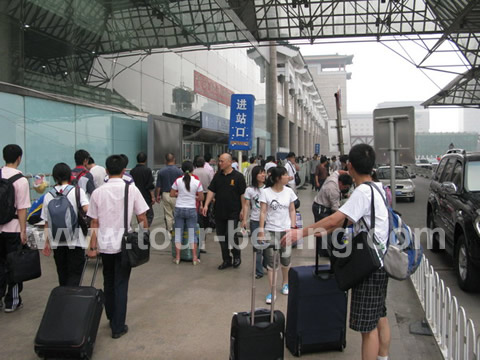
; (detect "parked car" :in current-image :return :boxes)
[427,150,480,292]
[376,166,416,202]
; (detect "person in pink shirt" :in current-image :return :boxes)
[87,155,149,339]
[0,144,31,313]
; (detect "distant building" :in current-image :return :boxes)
[460,108,480,133]
[348,112,374,146]
[304,54,353,155]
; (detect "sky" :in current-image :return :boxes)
[298,41,466,132]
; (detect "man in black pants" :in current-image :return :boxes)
[87,155,149,339]
[130,152,155,227]
[202,153,246,270]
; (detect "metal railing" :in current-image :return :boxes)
[411,255,480,359]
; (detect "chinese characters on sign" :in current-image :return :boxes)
[229,94,255,151]
[315,143,320,154]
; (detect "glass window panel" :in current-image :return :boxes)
[111,57,142,110]
[0,93,25,171]
[112,115,145,169]
[164,52,181,86]
[24,97,75,176]
[141,74,164,115]
[75,106,113,167]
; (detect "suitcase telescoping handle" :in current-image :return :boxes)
[79,256,101,287]
[250,241,279,326]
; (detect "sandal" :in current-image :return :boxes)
[193,259,201,266]
[172,258,180,265]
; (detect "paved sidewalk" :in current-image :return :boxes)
[1,187,442,359]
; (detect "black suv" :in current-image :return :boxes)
[427,149,480,292]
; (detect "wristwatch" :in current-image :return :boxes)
[89,247,97,251]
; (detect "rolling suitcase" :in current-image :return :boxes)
[230,245,285,360]
[34,257,104,360]
[286,238,347,356]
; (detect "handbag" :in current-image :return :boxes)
[121,183,150,268]
[288,162,301,186]
[7,244,42,283]
[331,185,382,291]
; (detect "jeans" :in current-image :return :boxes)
[101,252,131,334]
[0,232,23,308]
[250,220,263,277]
[174,207,197,244]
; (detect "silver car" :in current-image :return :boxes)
[376,166,416,202]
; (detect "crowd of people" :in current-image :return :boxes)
[0,143,392,360]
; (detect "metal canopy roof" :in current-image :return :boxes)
[4,0,480,107]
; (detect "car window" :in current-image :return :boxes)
[377,168,410,179]
[434,158,448,181]
[439,158,455,183]
[451,161,463,188]
[466,161,480,192]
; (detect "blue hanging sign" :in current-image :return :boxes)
[229,94,255,151]
[315,143,320,154]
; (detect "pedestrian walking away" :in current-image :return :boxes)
[41,162,89,287]
[171,161,203,265]
[0,144,31,313]
[130,152,155,227]
[202,153,246,270]
[155,153,183,233]
[282,144,391,360]
[86,154,149,339]
[71,149,96,197]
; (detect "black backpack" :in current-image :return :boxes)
[0,168,24,225]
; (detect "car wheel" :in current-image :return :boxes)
[427,212,442,252]
[455,235,480,292]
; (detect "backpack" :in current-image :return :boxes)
[0,169,24,225]
[47,186,77,243]
[368,182,423,280]
[27,194,46,225]
[70,168,87,186]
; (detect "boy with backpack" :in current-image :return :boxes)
[283,144,391,360]
[0,144,31,313]
[72,149,96,197]
[41,163,89,286]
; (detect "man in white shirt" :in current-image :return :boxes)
[285,152,299,191]
[283,144,391,360]
[264,155,277,173]
[87,155,149,339]
[86,157,106,189]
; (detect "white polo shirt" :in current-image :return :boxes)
[87,178,149,254]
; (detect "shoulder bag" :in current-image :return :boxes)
[331,184,383,291]
[121,183,150,268]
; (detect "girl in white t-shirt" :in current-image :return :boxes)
[259,166,297,304]
[242,166,266,279]
[170,161,204,265]
[41,163,89,286]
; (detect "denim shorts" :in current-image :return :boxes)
[174,207,197,244]
[263,231,291,269]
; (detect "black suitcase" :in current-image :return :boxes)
[35,257,104,360]
[230,245,285,360]
[286,238,347,356]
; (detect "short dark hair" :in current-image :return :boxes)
[74,149,90,166]
[349,144,376,175]
[251,166,265,188]
[338,173,353,186]
[320,156,328,164]
[195,156,205,168]
[339,155,349,164]
[266,155,275,163]
[52,163,71,184]
[137,152,147,163]
[3,144,23,164]
[120,154,129,167]
[165,153,175,163]
[204,153,212,162]
[106,155,125,175]
[88,157,95,165]
[287,152,295,159]
[249,156,255,164]
[266,166,287,187]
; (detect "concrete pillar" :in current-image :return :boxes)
[291,95,299,154]
[267,43,278,156]
[280,78,289,149]
[0,11,23,84]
